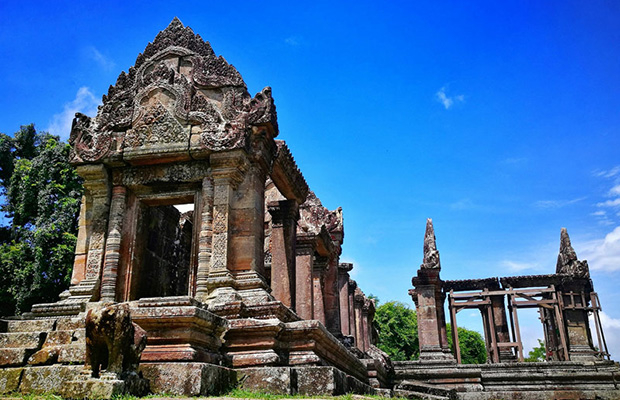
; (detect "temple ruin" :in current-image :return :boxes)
[0,19,619,400]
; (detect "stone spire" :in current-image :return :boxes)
[422,218,441,270]
[556,228,589,278]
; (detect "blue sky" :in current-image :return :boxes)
[1,1,619,357]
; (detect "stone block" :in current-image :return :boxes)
[0,332,45,348]
[0,348,29,367]
[43,330,74,347]
[238,367,295,395]
[19,365,82,394]
[58,344,86,363]
[56,316,85,331]
[6,319,55,333]
[296,366,347,396]
[28,347,60,365]
[140,362,236,396]
[0,367,23,393]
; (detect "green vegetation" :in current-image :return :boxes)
[373,300,487,364]
[446,323,487,364]
[525,339,546,362]
[373,301,419,361]
[0,124,83,316]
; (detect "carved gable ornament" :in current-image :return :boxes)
[69,17,278,165]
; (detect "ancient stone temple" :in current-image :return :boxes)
[394,219,620,399]
[1,18,619,400]
[0,18,388,398]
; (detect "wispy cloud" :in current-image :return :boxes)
[534,197,586,209]
[47,87,99,139]
[284,36,301,47]
[501,260,538,272]
[609,185,620,197]
[86,46,115,71]
[435,86,464,110]
[593,166,620,179]
[450,198,474,210]
[501,157,528,166]
[579,226,620,272]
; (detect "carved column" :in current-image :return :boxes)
[268,200,299,309]
[354,287,365,352]
[323,254,342,335]
[71,196,88,285]
[70,165,110,300]
[207,153,245,298]
[195,176,214,302]
[437,291,452,356]
[338,263,353,336]
[295,235,315,320]
[100,186,127,302]
[563,282,597,361]
[312,255,328,325]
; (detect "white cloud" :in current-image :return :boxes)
[501,260,537,272]
[592,210,607,217]
[597,198,620,208]
[47,87,99,139]
[87,46,115,71]
[435,86,464,110]
[579,226,620,271]
[534,197,586,209]
[590,311,620,360]
[609,185,620,197]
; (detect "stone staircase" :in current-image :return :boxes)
[394,379,458,400]
[0,316,86,393]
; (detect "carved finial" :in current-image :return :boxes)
[556,228,589,278]
[422,218,440,269]
[168,16,184,28]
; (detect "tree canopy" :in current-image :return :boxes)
[0,125,83,316]
[374,300,488,364]
[525,339,546,362]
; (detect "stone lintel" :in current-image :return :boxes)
[209,150,248,188]
[271,140,309,204]
[443,277,500,292]
[267,199,299,226]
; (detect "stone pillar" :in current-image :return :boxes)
[354,287,365,352]
[362,298,371,352]
[563,284,597,362]
[69,165,110,301]
[295,235,315,320]
[268,199,299,309]
[312,256,328,325]
[413,219,454,362]
[338,263,353,336]
[100,186,127,302]
[348,280,357,345]
[206,152,246,300]
[195,176,214,302]
[437,291,452,356]
[323,255,342,335]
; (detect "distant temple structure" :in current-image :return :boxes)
[0,19,618,400]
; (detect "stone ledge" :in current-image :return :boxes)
[140,362,236,396]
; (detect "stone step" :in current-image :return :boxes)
[0,332,45,349]
[0,348,31,367]
[394,389,451,400]
[396,380,458,400]
[42,329,85,347]
[4,319,56,333]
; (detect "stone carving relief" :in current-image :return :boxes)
[69,17,278,164]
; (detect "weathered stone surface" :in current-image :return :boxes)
[556,228,589,278]
[296,366,347,396]
[0,367,23,393]
[0,332,45,349]
[140,362,236,396]
[19,365,82,394]
[238,367,295,395]
[85,303,146,378]
[0,348,31,367]
[5,319,56,333]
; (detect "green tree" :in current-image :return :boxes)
[446,323,487,364]
[0,125,83,316]
[374,301,419,361]
[525,339,546,362]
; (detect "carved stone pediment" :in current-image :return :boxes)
[69,17,278,165]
